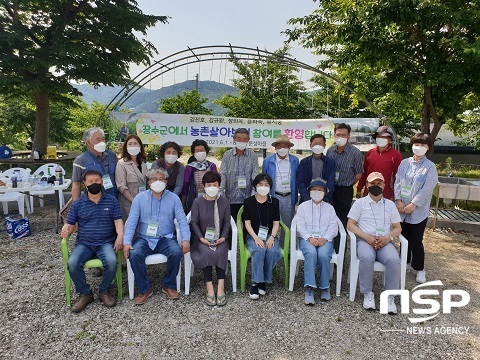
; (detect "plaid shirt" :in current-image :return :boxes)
[326,142,363,186]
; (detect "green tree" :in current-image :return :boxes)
[0,1,167,154]
[447,93,480,149]
[285,1,480,141]
[215,46,311,119]
[159,90,213,115]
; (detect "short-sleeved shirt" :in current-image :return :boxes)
[243,195,280,235]
[66,192,122,246]
[347,195,401,236]
[326,142,363,186]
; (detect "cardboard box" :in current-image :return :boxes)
[5,216,31,239]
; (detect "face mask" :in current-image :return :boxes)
[194,152,207,162]
[376,138,389,147]
[276,148,289,157]
[93,141,106,153]
[256,186,270,196]
[150,180,166,193]
[311,145,324,154]
[165,154,178,164]
[412,145,428,156]
[310,190,325,202]
[235,142,248,151]
[368,185,383,196]
[127,146,141,156]
[335,137,347,147]
[205,186,219,198]
[86,183,102,195]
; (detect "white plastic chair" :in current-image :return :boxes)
[127,219,185,299]
[184,213,237,295]
[348,230,408,301]
[288,215,346,296]
[29,163,66,212]
[2,168,32,214]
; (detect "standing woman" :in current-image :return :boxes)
[243,173,282,300]
[182,139,217,213]
[190,171,231,306]
[394,133,438,284]
[152,141,185,196]
[115,134,148,221]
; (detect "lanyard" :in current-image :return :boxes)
[130,163,145,184]
[369,199,386,229]
[256,197,269,227]
[87,151,107,175]
[276,157,291,182]
[237,154,244,176]
[149,192,162,223]
[311,201,323,230]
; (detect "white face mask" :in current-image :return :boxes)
[165,154,178,164]
[376,138,389,147]
[205,186,219,198]
[93,141,106,153]
[235,142,248,151]
[256,186,270,196]
[194,152,207,162]
[311,145,324,154]
[127,146,141,156]
[310,190,325,202]
[412,145,428,156]
[335,137,347,147]
[150,180,166,193]
[276,148,289,157]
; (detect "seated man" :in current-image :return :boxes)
[296,179,338,305]
[123,168,190,305]
[347,172,402,314]
[61,170,124,313]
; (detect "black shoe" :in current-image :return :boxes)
[258,282,266,296]
[249,284,259,300]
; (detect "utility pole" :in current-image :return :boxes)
[195,73,199,92]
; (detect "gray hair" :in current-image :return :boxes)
[148,168,169,179]
[234,128,250,137]
[84,127,105,141]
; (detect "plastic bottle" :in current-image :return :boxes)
[17,175,23,188]
[55,164,63,185]
[11,175,17,188]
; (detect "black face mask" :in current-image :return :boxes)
[87,183,102,195]
[368,185,383,196]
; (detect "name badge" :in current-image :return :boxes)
[311,229,322,238]
[146,223,158,237]
[375,227,386,236]
[335,171,340,182]
[281,180,290,193]
[237,176,247,189]
[139,185,146,192]
[204,227,216,243]
[258,225,269,241]
[102,174,114,190]
[401,184,412,198]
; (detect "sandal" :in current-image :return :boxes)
[216,293,227,306]
[205,294,216,306]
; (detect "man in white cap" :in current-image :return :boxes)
[347,172,402,314]
[356,125,402,200]
[262,134,299,232]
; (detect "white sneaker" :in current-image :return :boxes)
[387,295,397,315]
[363,291,376,310]
[416,270,426,284]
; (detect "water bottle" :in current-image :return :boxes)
[17,175,23,188]
[55,165,63,185]
[11,175,17,188]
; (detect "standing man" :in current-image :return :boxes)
[262,134,299,237]
[61,170,124,313]
[72,127,118,202]
[123,169,190,304]
[220,128,259,246]
[297,134,336,204]
[326,123,363,253]
[356,126,402,200]
[119,123,129,142]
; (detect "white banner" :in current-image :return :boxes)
[110,113,379,151]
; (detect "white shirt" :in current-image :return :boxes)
[296,200,338,241]
[275,155,291,194]
[347,195,401,236]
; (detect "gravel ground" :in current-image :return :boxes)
[0,204,478,360]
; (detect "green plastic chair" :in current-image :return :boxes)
[236,205,290,292]
[61,236,123,306]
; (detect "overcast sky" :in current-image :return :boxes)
[130,0,320,88]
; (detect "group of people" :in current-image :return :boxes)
[62,123,438,315]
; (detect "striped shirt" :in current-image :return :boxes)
[326,142,363,186]
[220,148,259,205]
[66,191,122,246]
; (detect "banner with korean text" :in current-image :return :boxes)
[110,113,379,151]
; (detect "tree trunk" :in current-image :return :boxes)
[33,90,50,156]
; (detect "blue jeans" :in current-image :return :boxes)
[129,237,182,293]
[67,242,117,295]
[299,238,334,289]
[246,235,282,284]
